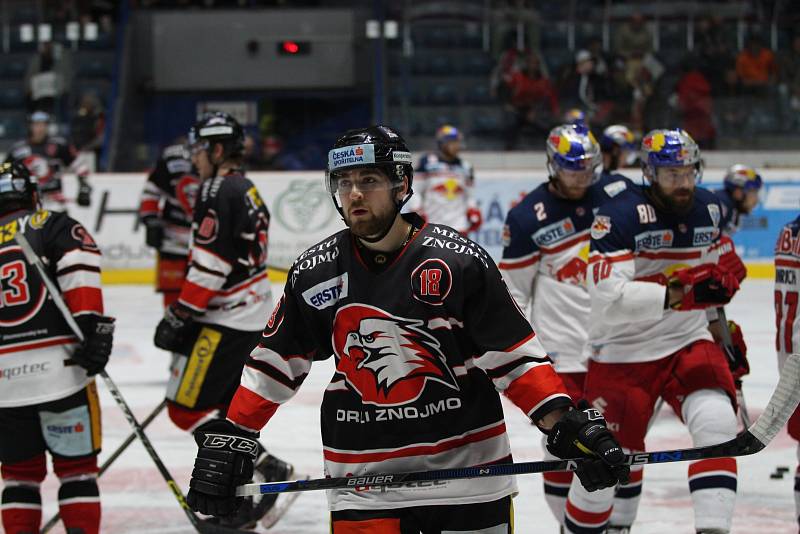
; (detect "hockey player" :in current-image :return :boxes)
[500,124,638,527]
[774,215,800,532]
[183,125,630,532]
[0,161,114,534]
[406,125,482,235]
[715,164,763,236]
[138,137,199,307]
[152,111,292,529]
[563,129,741,534]
[599,124,638,177]
[4,111,92,211]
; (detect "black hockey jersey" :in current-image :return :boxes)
[4,136,87,200]
[138,144,198,256]
[227,214,570,510]
[0,208,104,407]
[176,171,272,331]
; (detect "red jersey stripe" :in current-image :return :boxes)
[63,287,103,315]
[178,280,217,310]
[499,254,540,270]
[323,422,507,464]
[0,336,75,356]
[504,365,568,415]
[227,385,280,432]
[565,500,612,524]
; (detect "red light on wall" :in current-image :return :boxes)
[276,40,310,56]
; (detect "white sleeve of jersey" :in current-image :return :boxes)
[500,262,537,318]
[588,252,666,325]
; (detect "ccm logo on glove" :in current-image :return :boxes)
[202,433,259,457]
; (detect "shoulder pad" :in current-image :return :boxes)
[602,179,628,198]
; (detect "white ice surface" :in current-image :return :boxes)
[31,279,797,533]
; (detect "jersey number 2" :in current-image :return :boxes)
[0,260,30,307]
[775,289,798,353]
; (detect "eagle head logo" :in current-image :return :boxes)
[333,304,459,406]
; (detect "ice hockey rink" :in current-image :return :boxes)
[34,278,796,534]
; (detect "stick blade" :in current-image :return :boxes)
[749,353,800,448]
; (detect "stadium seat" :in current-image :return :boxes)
[461,54,493,76]
[471,111,504,135]
[428,54,458,76]
[0,113,25,139]
[427,83,458,105]
[76,54,114,80]
[0,56,28,80]
[465,84,494,105]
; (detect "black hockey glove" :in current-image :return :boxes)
[187,419,259,517]
[72,315,115,376]
[546,401,630,492]
[142,216,164,249]
[154,304,193,352]
[76,178,92,207]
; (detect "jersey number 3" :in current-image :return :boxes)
[1,260,30,307]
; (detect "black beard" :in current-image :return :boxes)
[345,206,397,240]
[647,183,695,216]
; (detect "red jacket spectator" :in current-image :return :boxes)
[507,55,558,114]
[677,67,715,147]
[736,37,776,85]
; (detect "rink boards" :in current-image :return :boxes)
[58,169,799,283]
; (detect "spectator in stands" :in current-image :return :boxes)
[779,35,800,114]
[559,50,599,118]
[676,56,716,148]
[24,42,73,118]
[70,92,105,163]
[695,15,732,95]
[614,14,653,60]
[504,52,558,150]
[586,36,610,78]
[490,31,544,103]
[736,35,777,95]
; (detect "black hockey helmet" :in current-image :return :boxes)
[190,111,245,161]
[0,161,38,213]
[325,125,413,203]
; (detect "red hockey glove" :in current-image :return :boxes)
[718,235,747,283]
[466,207,483,234]
[724,320,749,381]
[669,264,739,310]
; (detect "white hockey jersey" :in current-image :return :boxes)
[408,153,476,233]
[775,215,800,372]
[500,173,634,372]
[587,186,725,363]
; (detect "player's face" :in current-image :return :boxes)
[190,142,213,179]
[336,168,401,239]
[740,189,760,214]
[440,140,460,159]
[653,165,696,210]
[30,121,47,143]
[555,167,593,200]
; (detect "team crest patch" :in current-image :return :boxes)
[195,209,219,245]
[590,215,612,240]
[29,210,50,229]
[707,204,721,228]
[71,224,98,251]
[332,304,459,406]
[410,258,452,306]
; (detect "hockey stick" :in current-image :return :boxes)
[13,233,247,534]
[40,400,167,534]
[236,351,800,497]
[716,306,753,427]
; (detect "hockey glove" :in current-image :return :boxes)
[72,315,115,375]
[724,320,749,381]
[76,178,93,207]
[187,419,259,517]
[142,216,164,249]
[668,264,739,310]
[546,401,630,492]
[154,304,193,352]
[465,207,483,234]
[718,235,747,283]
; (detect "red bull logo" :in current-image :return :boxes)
[555,257,587,284]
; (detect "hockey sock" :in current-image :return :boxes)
[683,389,737,533]
[610,455,644,527]
[563,484,615,533]
[1,454,46,534]
[54,456,100,534]
[166,401,221,432]
[541,435,571,523]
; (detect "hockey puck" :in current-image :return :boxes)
[770,473,784,479]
